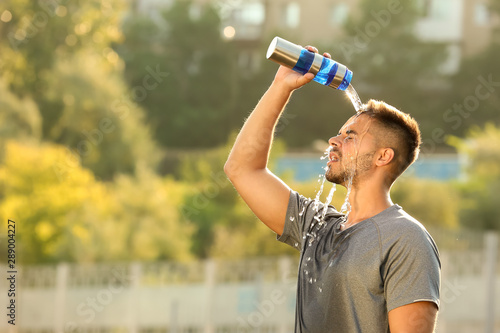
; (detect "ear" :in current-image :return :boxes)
[375,148,395,167]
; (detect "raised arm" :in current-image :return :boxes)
[224,46,326,235]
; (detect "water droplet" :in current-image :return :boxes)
[305,270,309,275]
[319,287,323,293]
[309,278,313,284]
[307,257,311,262]
[294,242,299,248]
[289,216,295,221]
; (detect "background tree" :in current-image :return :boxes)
[0,0,158,180]
[0,79,41,145]
[449,123,500,231]
[340,0,448,141]
[440,44,500,139]
[0,141,193,264]
[118,1,239,149]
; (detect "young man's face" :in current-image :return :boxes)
[325,113,378,186]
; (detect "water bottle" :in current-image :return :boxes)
[266,36,353,91]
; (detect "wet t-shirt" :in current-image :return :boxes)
[277,190,441,333]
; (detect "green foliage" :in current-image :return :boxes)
[0,0,124,95]
[0,140,111,263]
[42,51,159,180]
[178,139,296,258]
[448,123,500,230]
[0,141,192,264]
[391,177,459,229]
[0,79,41,144]
[442,44,500,138]
[117,1,239,148]
[109,167,193,262]
[0,0,158,180]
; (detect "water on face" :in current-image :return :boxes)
[345,84,363,113]
[309,85,361,232]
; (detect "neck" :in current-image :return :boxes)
[342,180,393,228]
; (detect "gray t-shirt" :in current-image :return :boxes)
[278,190,441,332]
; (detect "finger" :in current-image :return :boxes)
[304,45,319,53]
[323,52,332,59]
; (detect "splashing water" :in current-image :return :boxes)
[313,172,327,212]
[340,175,353,217]
[345,84,363,113]
[321,183,336,221]
[320,146,332,160]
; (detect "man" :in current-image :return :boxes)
[224,46,440,332]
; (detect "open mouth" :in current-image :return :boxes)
[329,152,340,162]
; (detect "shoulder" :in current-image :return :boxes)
[372,205,439,256]
[374,205,431,237]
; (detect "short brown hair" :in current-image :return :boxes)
[360,99,421,182]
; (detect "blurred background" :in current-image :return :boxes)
[0,0,499,331]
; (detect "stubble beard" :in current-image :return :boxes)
[325,151,375,186]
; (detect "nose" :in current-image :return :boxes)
[328,135,341,147]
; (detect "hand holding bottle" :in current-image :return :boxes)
[267,37,353,91]
[272,45,333,92]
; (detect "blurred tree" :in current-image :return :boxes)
[391,177,459,229]
[42,51,158,180]
[449,123,500,231]
[338,0,448,142]
[416,0,500,147]
[117,1,238,149]
[0,0,158,180]
[441,45,500,138]
[0,140,110,263]
[110,167,193,262]
[0,140,193,263]
[178,138,295,258]
[0,0,123,97]
[0,79,41,144]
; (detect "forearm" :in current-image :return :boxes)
[223,49,317,232]
[224,82,293,177]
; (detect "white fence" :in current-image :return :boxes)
[0,229,499,333]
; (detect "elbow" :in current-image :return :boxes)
[224,159,239,180]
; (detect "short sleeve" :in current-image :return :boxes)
[277,190,342,251]
[277,190,309,250]
[383,225,441,312]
